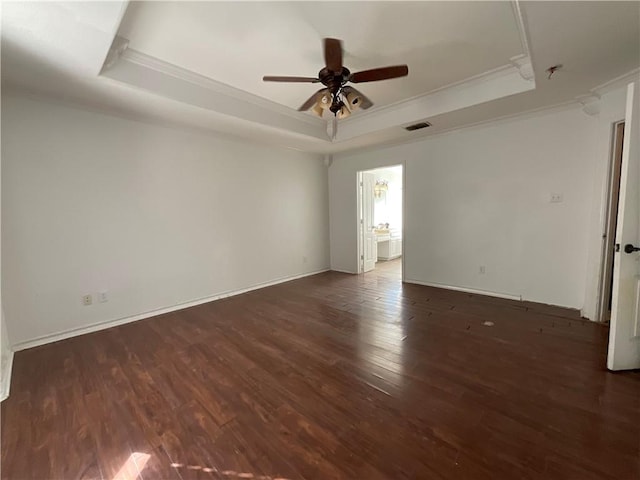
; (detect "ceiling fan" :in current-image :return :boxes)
[263,38,408,119]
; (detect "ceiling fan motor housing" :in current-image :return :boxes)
[318,67,351,90]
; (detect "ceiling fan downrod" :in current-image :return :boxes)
[329,91,346,116]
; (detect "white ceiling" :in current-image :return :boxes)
[1,1,639,153]
[117,1,524,109]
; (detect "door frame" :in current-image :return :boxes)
[356,171,365,274]
[596,120,626,322]
[356,163,405,281]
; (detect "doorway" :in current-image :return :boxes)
[598,121,625,323]
[357,165,403,278]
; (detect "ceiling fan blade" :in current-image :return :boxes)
[298,88,328,111]
[342,86,374,109]
[350,65,409,83]
[323,38,343,73]
[263,76,320,83]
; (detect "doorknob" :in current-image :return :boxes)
[624,244,640,253]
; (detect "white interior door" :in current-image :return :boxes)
[608,81,640,371]
[362,172,377,272]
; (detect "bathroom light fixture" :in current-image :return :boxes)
[374,180,388,198]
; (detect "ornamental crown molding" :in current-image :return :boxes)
[509,55,534,82]
[101,35,129,73]
[575,93,601,116]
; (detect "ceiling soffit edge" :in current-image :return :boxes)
[343,60,534,124]
[101,48,330,142]
[335,65,536,142]
[102,46,536,145]
[108,47,325,128]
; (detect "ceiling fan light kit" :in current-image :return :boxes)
[263,38,408,122]
[310,102,324,117]
[337,104,351,119]
[345,90,362,110]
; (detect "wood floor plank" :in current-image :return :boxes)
[2,259,639,479]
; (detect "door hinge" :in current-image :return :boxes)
[360,219,364,224]
[360,182,363,186]
[361,255,364,260]
[615,243,620,252]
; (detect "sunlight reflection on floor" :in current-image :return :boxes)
[112,452,151,480]
[171,462,291,480]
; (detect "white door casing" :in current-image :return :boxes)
[608,81,640,371]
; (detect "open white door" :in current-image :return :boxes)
[608,81,640,371]
[362,172,377,273]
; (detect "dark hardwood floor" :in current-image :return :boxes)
[2,259,639,479]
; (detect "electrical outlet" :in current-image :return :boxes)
[550,193,563,203]
[479,266,486,274]
[99,291,108,303]
[82,294,92,306]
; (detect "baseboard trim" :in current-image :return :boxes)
[580,308,596,322]
[12,268,330,352]
[1,350,14,402]
[405,279,522,301]
[329,268,357,274]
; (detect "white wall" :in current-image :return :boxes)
[330,105,603,310]
[2,93,329,347]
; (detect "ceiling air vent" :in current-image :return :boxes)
[404,122,432,132]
